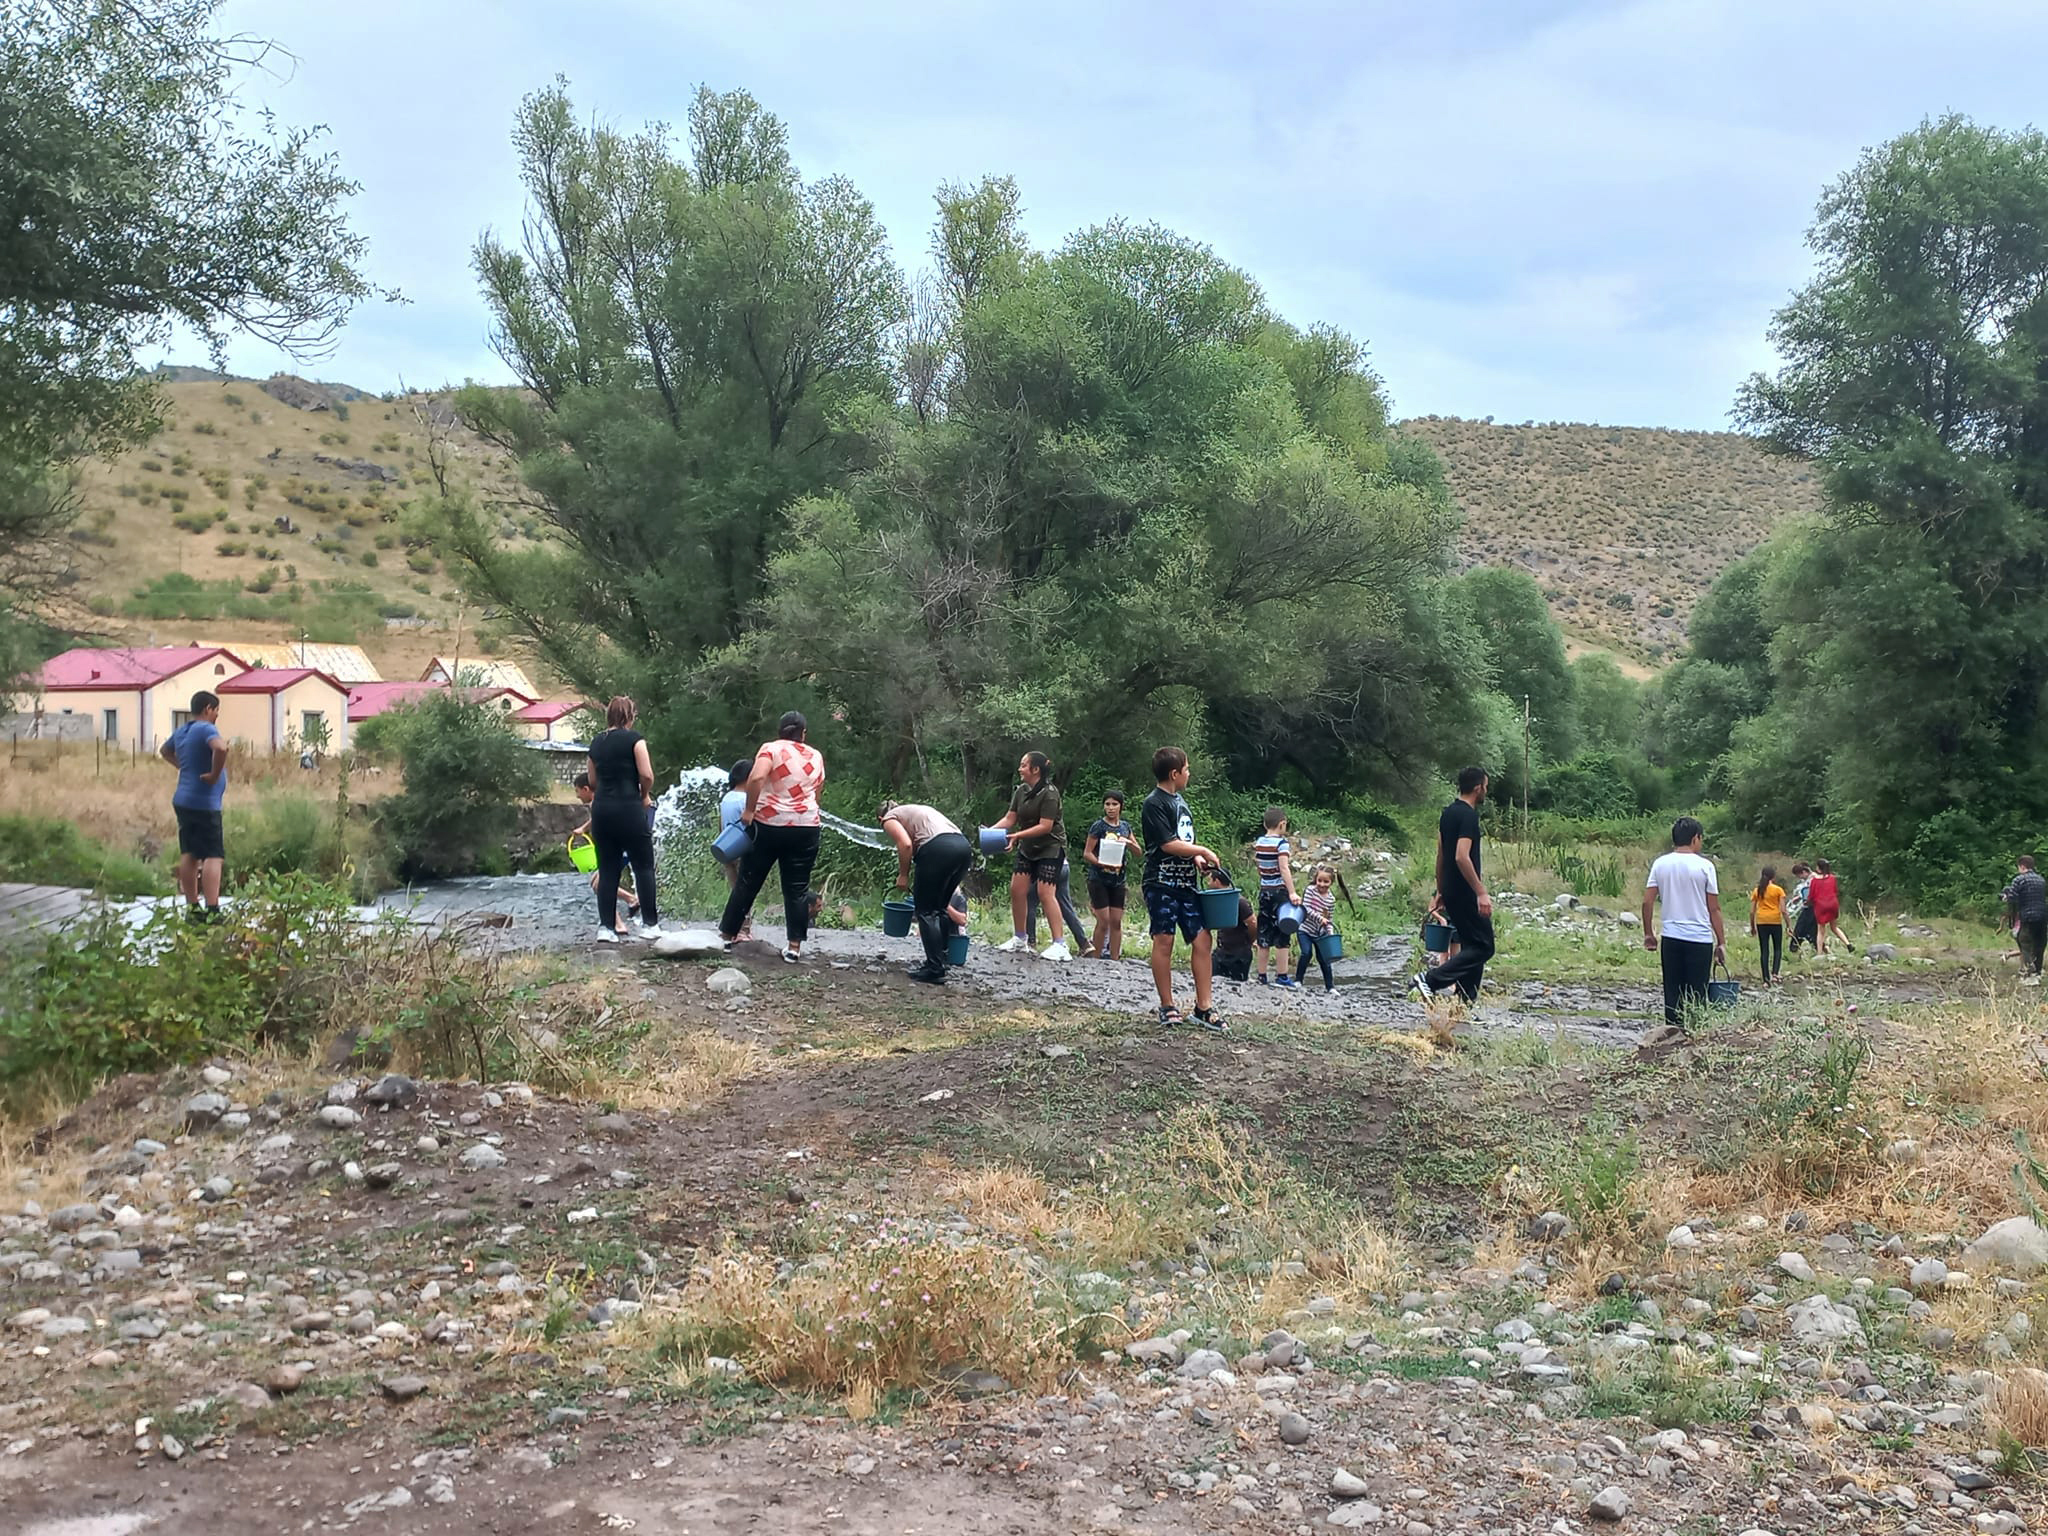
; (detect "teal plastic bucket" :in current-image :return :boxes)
[1422,920,1456,951]
[1197,884,1242,931]
[1316,931,1344,961]
[947,932,970,966]
[882,899,915,938]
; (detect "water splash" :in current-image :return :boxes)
[650,765,890,849]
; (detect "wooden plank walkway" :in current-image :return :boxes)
[0,883,96,943]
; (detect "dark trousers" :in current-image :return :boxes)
[1757,923,1782,982]
[1789,908,1818,952]
[1295,934,1335,990]
[1660,936,1715,1027]
[912,833,973,970]
[1025,859,1088,947]
[2020,916,2047,977]
[720,822,822,944]
[1424,899,1494,1002]
[592,799,657,931]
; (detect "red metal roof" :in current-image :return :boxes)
[345,680,442,721]
[511,698,592,723]
[36,646,246,691]
[218,667,347,696]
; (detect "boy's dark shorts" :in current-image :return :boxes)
[1014,855,1063,885]
[175,806,225,862]
[1144,883,1203,942]
[1256,886,1296,947]
[1086,876,1126,911]
[1213,951,1251,982]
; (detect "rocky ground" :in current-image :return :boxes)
[6,897,2047,1534]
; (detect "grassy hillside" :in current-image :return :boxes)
[60,378,534,682]
[1403,417,1825,663]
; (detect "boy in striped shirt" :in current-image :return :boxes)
[1252,807,1300,987]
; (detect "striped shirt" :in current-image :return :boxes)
[1299,885,1335,938]
[1252,834,1290,888]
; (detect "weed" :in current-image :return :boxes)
[1538,1120,1644,1247]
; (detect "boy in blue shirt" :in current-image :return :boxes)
[159,689,230,920]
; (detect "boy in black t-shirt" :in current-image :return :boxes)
[1140,746,1225,1031]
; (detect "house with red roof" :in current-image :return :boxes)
[216,668,352,754]
[345,681,536,726]
[509,698,596,743]
[23,646,249,751]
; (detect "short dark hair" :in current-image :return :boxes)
[1152,746,1188,781]
[2024,855,2039,872]
[1815,857,1832,874]
[777,710,807,741]
[1206,866,1232,886]
[1263,806,1286,830]
[729,758,753,788]
[1455,766,1487,795]
[1671,816,1703,847]
[190,689,219,714]
[572,770,590,790]
[1103,789,1126,807]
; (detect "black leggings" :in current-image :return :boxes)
[1296,935,1334,990]
[1757,923,1782,982]
[912,833,974,969]
[592,799,657,931]
[720,822,822,944]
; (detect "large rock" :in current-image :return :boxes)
[1786,1293,1866,1348]
[1175,1348,1228,1380]
[183,1092,230,1128]
[706,967,752,995]
[1588,1486,1631,1522]
[363,1074,419,1108]
[653,929,726,957]
[1962,1217,2048,1275]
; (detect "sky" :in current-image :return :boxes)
[164,0,2048,430]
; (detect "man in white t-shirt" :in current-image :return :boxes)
[1641,816,1725,1029]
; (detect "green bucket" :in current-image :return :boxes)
[567,833,598,875]
[882,899,915,938]
[1197,882,1242,931]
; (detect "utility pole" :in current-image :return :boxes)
[1522,694,1531,841]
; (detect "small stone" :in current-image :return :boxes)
[1588,1485,1630,1522]
[159,1432,185,1461]
[316,1105,361,1130]
[201,1176,233,1201]
[1528,1211,1571,1242]
[133,1139,166,1157]
[218,1381,272,1412]
[1777,1252,1817,1284]
[1278,1412,1311,1446]
[364,1162,402,1190]
[545,1406,587,1427]
[363,1073,418,1107]
[1909,1258,1949,1290]
[200,1065,233,1087]
[1787,1294,1865,1348]
[379,1374,430,1402]
[702,1356,745,1381]
[289,1311,333,1334]
[183,1092,229,1127]
[1331,1469,1371,1498]
[267,1365,306,1394]
[458,1143,507,1171]
[1125,1337,1179,1364]
[1176,1348,1228,1380]
[46,1203,97,1233]
[706,967,752,995]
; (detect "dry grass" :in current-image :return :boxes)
[607,1030,765,1113]
[1990,1367,2048,1448]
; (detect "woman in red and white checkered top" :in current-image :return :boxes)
[718,710,826,961]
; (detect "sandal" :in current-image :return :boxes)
[1192,1007,1228,1033]
[1156,1004,1185,1028]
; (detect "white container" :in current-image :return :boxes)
[1098,834,1127,868]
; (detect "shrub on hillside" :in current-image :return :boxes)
[373,693,549,879]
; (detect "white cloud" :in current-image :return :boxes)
[148,0,2048,427]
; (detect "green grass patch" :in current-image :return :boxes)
[0,814,166,896]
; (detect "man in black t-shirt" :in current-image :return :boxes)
[1414,766,1494,1004]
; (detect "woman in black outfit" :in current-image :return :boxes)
[586,695,659,944]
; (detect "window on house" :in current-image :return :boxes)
[102,709,118,742]
[301,709,325,741]
[172,710,191,731]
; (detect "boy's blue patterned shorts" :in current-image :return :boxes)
[1144,883,1204,941]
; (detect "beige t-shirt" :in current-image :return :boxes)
[885,803,961,849]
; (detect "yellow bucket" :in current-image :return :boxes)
[568,831,598,874]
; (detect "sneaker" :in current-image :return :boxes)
[2024,975,2042,988]
[1274,975,1299,990]
[1410,972,1438,999]
[594,927,621,945]
[782,947,801,964]
[634,919,664,940]
[1257,972,1270,985]
[996,935,1029,953]
[906,963,946,984]
[1041,941,1072,962]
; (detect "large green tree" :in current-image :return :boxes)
[439,83,905,749]
[1731,115,2048,905]
[716,195,1471,800]
[1455,566,1578,760]
[0,0,380,666]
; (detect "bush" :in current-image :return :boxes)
[0,815,164,895]
[227,795,344,884]
[373,693,549,879]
